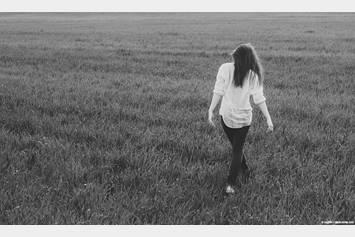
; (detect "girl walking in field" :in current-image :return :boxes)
[208,43,273,194]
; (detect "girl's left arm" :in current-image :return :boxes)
[209,63,227,126]
[208,93,222,127]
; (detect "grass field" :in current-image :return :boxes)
[0,13,354,224]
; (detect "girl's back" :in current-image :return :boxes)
[213,62,265,128]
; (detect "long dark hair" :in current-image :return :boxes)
[232,43,263,87]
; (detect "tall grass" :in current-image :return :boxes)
[0,13,354,224]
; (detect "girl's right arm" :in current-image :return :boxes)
[257,101,273,132]
[250,72,273,132]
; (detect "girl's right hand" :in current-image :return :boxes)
[267,120,274,132]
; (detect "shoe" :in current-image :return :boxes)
[225,185,235,194]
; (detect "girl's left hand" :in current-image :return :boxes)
[267,119,274,132]
[208,110,215,127]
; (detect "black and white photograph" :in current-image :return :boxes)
[0,0,354,229]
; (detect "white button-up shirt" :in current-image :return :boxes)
[213,62,266,128]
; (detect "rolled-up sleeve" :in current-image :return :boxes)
[250,73,266,105]
[213,64,228,96]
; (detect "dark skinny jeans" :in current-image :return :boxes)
[221,116,250,186]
